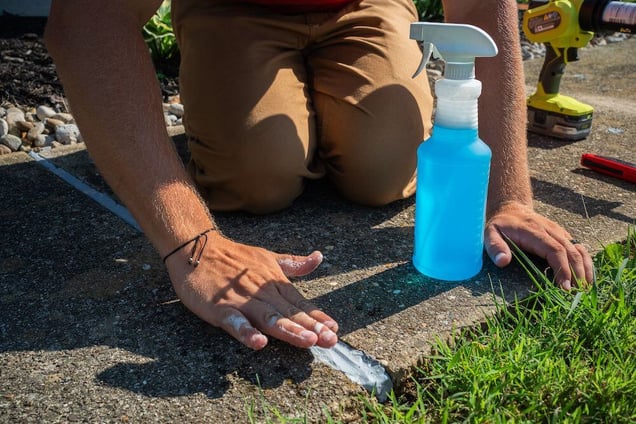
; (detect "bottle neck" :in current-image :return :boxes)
[430,124,479,141]
[433,78,481,129]
[435,97,479,129]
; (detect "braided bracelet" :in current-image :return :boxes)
[162,228,216,267]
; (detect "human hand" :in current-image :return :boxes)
[164,233,339,350]
[484,201,594,290]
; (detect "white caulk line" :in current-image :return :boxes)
[310,341,393,401]
[28,151,142,232]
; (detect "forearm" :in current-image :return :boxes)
[443,0,533,216]
[45,1,214,255]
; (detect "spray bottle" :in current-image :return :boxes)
[409,22,498,281]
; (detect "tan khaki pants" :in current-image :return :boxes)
[172,0,433,213]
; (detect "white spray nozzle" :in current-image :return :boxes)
[410,22,498,79]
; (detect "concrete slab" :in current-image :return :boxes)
[1,38,634,422]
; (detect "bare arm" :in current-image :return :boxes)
[443,0,594,288]
[45,0,211,251]
[443,0,532,212]
[45,0,338,349]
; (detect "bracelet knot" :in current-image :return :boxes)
[162,227,216,267]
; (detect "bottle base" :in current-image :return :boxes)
[412,257,481,282]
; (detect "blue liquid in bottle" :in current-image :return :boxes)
[413,125,491,281]
[408,22,498,281]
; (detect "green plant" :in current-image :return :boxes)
[413,0,444,21]
[142,0,179,65]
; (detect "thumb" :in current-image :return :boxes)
[484,225,512,268]
[276,250,323,277]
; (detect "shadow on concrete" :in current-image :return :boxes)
[1,153,499,400]
[571,167,636,191]
[526,132,584,150]
[0,157,312,399]
[531,177,634,224]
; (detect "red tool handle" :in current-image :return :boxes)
[581,153,636,184]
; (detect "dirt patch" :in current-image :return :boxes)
[0,15,179,110]
[0,16,62,108]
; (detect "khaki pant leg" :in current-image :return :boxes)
[309,0,434,206]
[172,1,324,214]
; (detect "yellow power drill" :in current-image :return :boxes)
[522,0,636,140]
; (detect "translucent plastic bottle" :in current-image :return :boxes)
[409,23,498,281]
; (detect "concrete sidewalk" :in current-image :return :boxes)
[1,38,634,422]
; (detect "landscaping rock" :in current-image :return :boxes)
[36,105,56,120]
[166,113,179,126]
[0,118,8,137]
[45,117,65,130]
[15,120,33,132]
[0,144,11,155]
[32,134,49,148]
[55,124,80,144]
[0,134,23,151]
[24,110,36,123]
[5,107,25,127]
[50,112,74,124]
[168,102,184,118]
[27,121,45,141]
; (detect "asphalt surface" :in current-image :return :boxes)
[1,38,634,423]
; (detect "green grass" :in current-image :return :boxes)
[245,228,636,423]
[362,228,636,423]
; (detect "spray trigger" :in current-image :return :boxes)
[413,42,438,78]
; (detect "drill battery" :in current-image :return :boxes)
[527,106,592,141]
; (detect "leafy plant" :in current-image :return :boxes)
[413,0,444,21]
[142,0,179,66]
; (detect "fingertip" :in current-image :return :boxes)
[278,251,323,277]
[559,280,572,291]
[309,250,323,264]
[247,333,268,350]
[301,329,320,345]
[318,330,338,348]
[314,321,338,347]
[324,320,338,333]
[222,313,268,350]
[492,251,511,267]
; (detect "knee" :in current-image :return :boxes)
[239,174,304,214]
[190,156,305,214]
[328,158,417,207]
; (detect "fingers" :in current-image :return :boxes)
[485,201,594,289]
[218,309,269,350]
[577,243,595,285]
[486,213,594,290]
[215,298,338,350]
[542,231,594,290]
[267,285,339,348]
[198,274,338,350]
